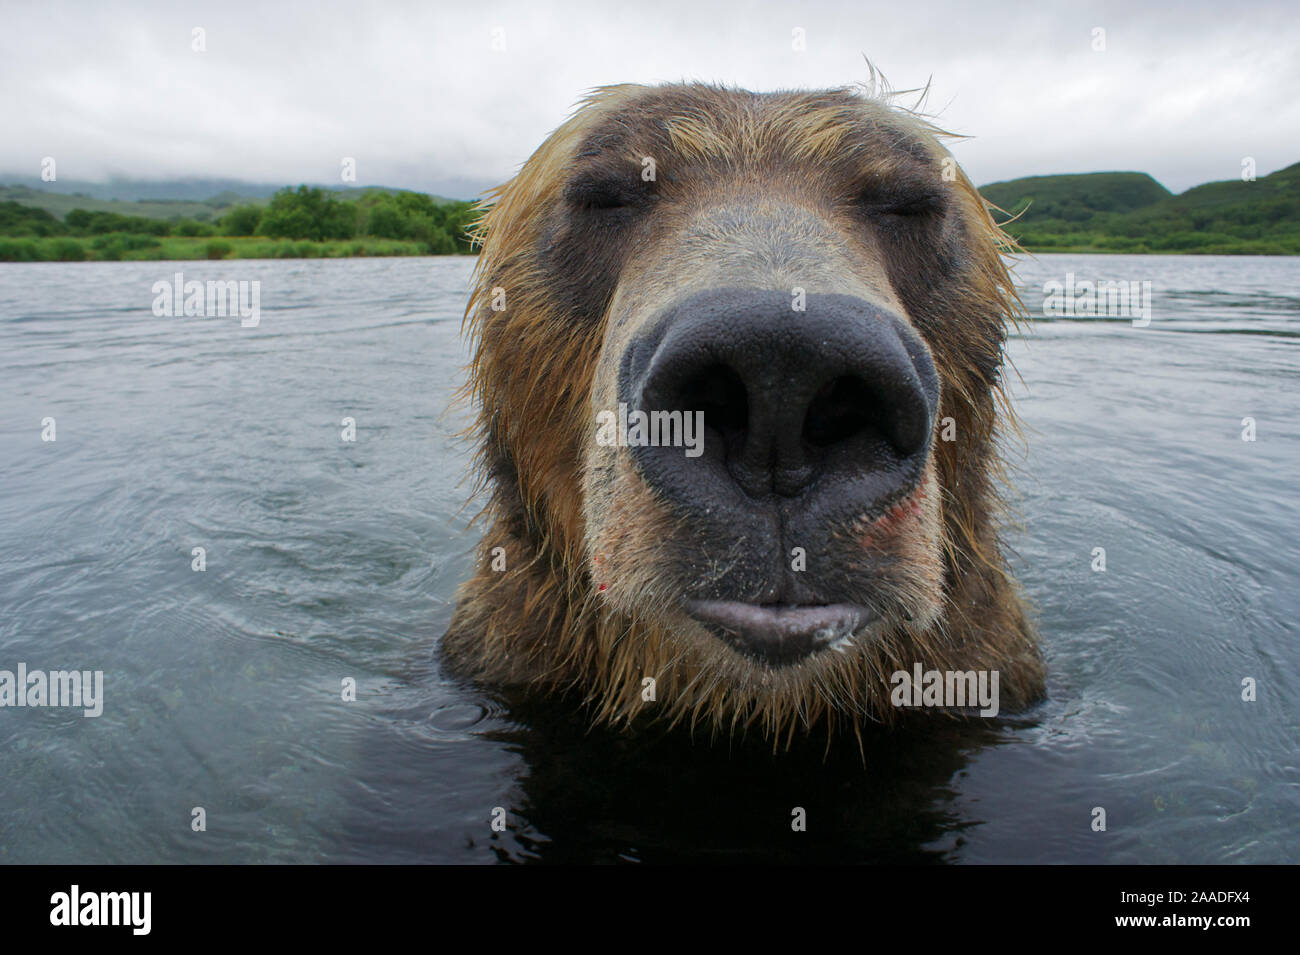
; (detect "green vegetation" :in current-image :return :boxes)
[0,233,431,262]
[2,161,1297,260]
[980,164,1300,254]
[0,184,478,261]
[219,204,263,236]
[981,172,1170,224]
[0,184,237,222]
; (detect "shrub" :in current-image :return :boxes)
[174,219,218,237]
[90,233,162,260]
[0,239,41,261]
[220,204,263,236]
[95,239,123,260]
[0,201,66,237]
[66,209,170,236]
[258,186,357,240]
[46,238,87,261]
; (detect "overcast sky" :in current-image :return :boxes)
[2,0,1296,197]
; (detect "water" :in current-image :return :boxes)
[0,254,1296,864]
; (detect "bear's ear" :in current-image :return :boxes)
[464,107,604,279]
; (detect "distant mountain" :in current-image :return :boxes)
[0,180,461,223]
[0,184,245,221]
[978,165,1300,254]
[1123,161,1300,227]
[0,175,462,204]
[979,172,1172,223]
[0,176,289,203]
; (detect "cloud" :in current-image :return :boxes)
[1,0,1296,197]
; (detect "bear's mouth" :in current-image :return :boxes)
[685,600,877,666]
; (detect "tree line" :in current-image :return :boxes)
[0,185,478,254]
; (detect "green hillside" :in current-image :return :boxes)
[0,183,460,224]
[981,171,1171,224]
[980,164,1300,254]
[1122,162,1300,236]
[0,184,244,222]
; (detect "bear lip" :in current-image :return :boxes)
[685,600,876,665]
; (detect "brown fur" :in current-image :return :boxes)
[444,81,1046,747]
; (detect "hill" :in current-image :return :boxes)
[979,165,1300,254]
[0,176,289,203]
[0,184,247,222]
[0,180,460,223]
[980,172,1171,224]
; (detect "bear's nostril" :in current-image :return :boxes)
[803,376,883,449]
[678,363,747,441]
[622,288,938,511]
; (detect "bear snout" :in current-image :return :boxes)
[607,287,941,661]
[619,287,939,530]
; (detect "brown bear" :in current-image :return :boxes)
[443,81,1046,746]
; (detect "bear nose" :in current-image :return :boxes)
[620,288,939,509]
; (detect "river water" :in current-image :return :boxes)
[0,253,1295,863]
